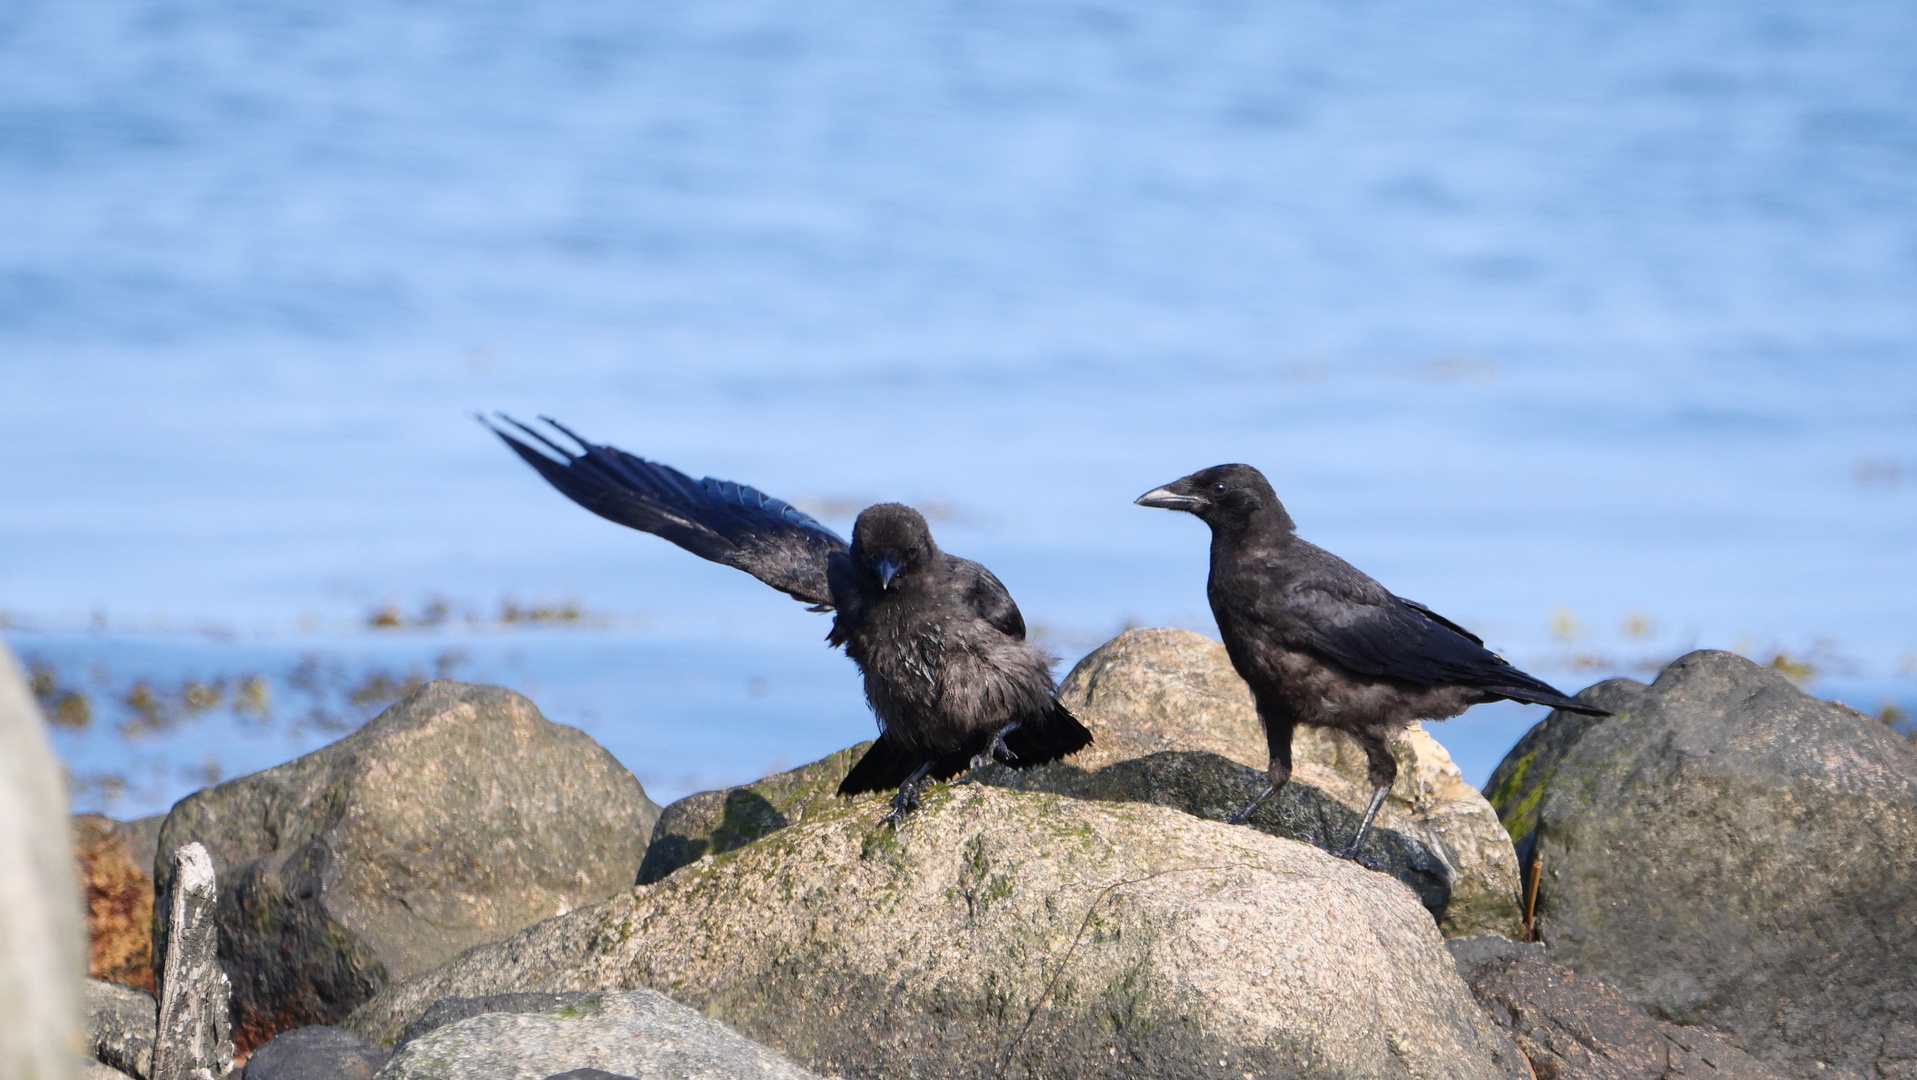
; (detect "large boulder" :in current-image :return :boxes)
[349,784,1529,1080]
[1447,935,1786,1080]
[153,681,661,1053]
[1484,650,1917,1080]
[640,628,1524,938]
[0,643,87,1080]
[376,989,827,1080]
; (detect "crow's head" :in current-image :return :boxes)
[851,503,939,589]
[1135,464,1294,532]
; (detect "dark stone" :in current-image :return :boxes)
[240,1025,387,1080]
[153,681,661,1054]
[1485,651,1917,1080]
[1448,935,1787,1080]
[84,978,156,1080]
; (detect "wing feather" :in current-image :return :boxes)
[486,414,847,607]
[1276,563,1601,714]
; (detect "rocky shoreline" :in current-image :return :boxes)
[11,630,1914,1080]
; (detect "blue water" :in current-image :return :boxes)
[4,0,1914,817]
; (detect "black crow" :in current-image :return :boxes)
[1136,464,1607,863]
[485,415,1091,827]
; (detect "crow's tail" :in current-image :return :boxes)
[1489,685,1611,717]
[836,732,923,796]
[997,700,1095,769]
[834,700,1095,797]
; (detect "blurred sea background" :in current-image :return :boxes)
[2,0,1913,819]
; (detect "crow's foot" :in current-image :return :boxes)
[1325,785,1392,869]
[1227,782,1278,825]
[880,762,934,829]
[1328,841,1386,872]
[968,722,1022,772]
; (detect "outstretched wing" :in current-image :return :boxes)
[1278,552,1606,716]
[485,414,848,608]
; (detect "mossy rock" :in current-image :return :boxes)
[350,786,1528,1080]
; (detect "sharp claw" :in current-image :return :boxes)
[1330,847,1386,872]
[967,727,1019,773]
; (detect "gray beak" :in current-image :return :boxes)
[1135,485,1203,511]
[875,556,902,589]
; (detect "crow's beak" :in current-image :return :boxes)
[875,556,902,589]
[1135,485,1203,511]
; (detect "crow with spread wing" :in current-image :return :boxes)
[1137,463,1607,863]
[486,415,1091,827]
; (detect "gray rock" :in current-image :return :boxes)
[639,627,1525,938]
[1448,934,1787,1080]
[543,1071,638,1080]
[397,994,587,1053]
[1485,650,1917,1080]
[350,785,1529,1080]
[85,979,156,1080]
[83,1060,135,1080]
[241,1026,387,1080]
[153,681,661,1052]
[376,990,824,1080]
[0,642,87,1080]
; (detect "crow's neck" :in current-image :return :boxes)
[1208,505,1295,550]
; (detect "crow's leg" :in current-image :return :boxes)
[1330,785,1391,864]
[879,760,935,830]
[1330,728,1398,866]
[1229,717,1295,825]
[968,721,1022,771]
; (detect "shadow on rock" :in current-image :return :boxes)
[976,749,1455,918]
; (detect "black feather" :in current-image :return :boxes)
[484,414,846,608]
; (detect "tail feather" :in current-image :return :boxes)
[998,700,1094,769]
[1491,686,1611,717]
[836,732,922,796]
[835,701,1096,797]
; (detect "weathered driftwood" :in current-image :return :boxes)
[152,843,232,1080]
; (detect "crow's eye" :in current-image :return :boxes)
[1212,483,1228,494]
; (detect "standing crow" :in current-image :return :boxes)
[485,415,1091,827]
[1136,464,1607,863]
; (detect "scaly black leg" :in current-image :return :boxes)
[968,721,1022,772]
[1330,785,1390,867]
[1227,783,1277,825]
[879,760,936,829]
[1229,714,1295,826]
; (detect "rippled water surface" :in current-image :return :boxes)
[4,0,1913,816]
